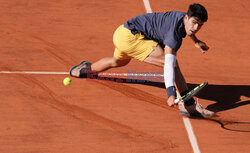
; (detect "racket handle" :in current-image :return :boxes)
[174,98,180,103]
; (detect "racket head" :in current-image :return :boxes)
[181,82,208,102]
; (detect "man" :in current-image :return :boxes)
[70,3,214,118]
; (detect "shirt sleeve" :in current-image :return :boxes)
[163,30,182,51]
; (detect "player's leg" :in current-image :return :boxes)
[70,57,130,77]
[70,24,133,78]
[143,45,188,93]
[91,57,130,72]
[143,45,165,67]
[175,61,189,93]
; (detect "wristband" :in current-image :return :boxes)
[166,86,177,97]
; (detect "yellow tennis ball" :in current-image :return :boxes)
[63,77,72,86]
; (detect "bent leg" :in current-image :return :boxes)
[143,45,188,94]
[70,57,130,78]
[91,57,131,72]
[143,45,165,67]
[175,61,188,93]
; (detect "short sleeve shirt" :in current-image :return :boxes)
[124,11,186,51]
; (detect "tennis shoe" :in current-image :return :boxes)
[178,100,215,118]
[70,61,92,78]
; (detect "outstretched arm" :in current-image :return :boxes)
[164,45,197,107]
[190,34,209,53]
[164,46,177,106]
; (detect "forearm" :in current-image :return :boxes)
[164,54,176,97]
[190,34,209,52]
[189,34,199,43]
[163,46,177,97]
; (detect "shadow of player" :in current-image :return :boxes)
[85,75,250,132]
[187,84,250,113]
[89,74,250,113]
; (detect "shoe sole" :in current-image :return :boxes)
[180,111,215,118]
[180,111,190,117]
[200,112,215,118]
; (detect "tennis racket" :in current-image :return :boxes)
[174,82,208,103]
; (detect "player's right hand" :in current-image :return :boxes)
[195,40,209,53]
[167,96,176,107]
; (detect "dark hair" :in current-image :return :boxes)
[187,3,208,22]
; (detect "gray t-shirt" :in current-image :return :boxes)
[124,11,186,51]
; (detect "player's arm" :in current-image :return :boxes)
[164,45,196,107]
[164,45,177,106]
[190,34,209,53]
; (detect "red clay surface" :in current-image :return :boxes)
[0,0,249,152]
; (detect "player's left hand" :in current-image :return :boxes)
[195,40,209,53]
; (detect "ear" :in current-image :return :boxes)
[184,15,189,23]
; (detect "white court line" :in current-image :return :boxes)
[183,117,201,153]
[0,71,68,75]
[1,1,201,152]
[0,71,163,77]
[142,1,201,153]
[143,0,153,13]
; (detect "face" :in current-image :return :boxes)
[184,15,204,36]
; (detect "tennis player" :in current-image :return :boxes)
[70,3,214,117]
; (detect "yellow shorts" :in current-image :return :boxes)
[113,25,158,61]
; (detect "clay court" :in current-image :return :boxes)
[0,0,249,152]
